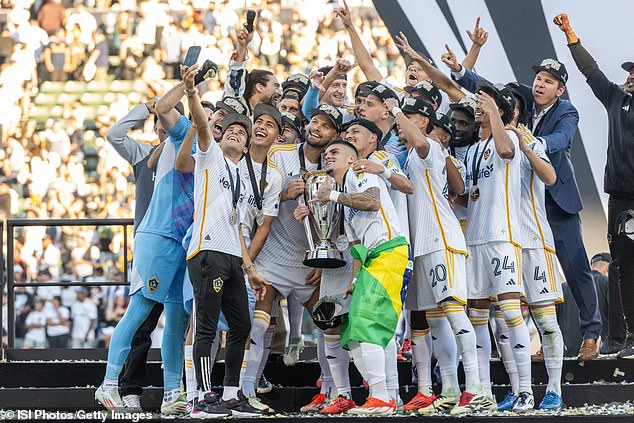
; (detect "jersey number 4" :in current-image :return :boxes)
[491,256,515,276]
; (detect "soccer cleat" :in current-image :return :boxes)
[283,337,305,366]
[497,391,518,411]
[404,391,436,412]
[122,394,142,412]
[320,395,356,414]
[538,391,563,410]
[511,391,534,412]
[400,338,412,360]
[161,392,187,416]
[450,391,489,414]
[418,394,459,415]
[481,395,499,412]
[185,400,195,415]
[300,393,327,413]
[348,396,396,415]
[245,393,274,414]
[190,392,224,418]
[95,384,123,410]
[225,390,266,417]
[256,375,274,394]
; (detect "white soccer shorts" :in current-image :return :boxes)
[466,242,524,300]
[522,247,564,305]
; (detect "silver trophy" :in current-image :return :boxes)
[301,170,346,268]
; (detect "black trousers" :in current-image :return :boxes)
[119,301,164,396]
[607,196,634,335]
[48,333,69,348]
[188,250,251,391]
[546,194,602,340]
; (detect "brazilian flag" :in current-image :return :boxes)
[341,236,411,350]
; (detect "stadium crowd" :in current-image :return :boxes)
[0,0,403,349]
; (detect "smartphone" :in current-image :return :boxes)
[183,46,201,67]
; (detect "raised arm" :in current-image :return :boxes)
[477,91,515,159]
[461,17,488,71]
[183,64,212,152]
[155,80,185,131]
[319,59,357,102]
[224,26,254,100]
[106,101,154,165]
[395,33,465,102]
[385,97,430,159]
[336,0,382,82]
[175,125,196,173]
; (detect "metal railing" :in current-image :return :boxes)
[3,218,134,351]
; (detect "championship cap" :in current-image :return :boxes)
[621,62,634,72]
[282,73,309,100]
[404,80,442,108]
[355,80,380,98]
[311,104,343,132]
[448,96,477,119]
[400,96,435,120]
[343,118,383,141]
[532,58,568,85]
[221,112,252,142]
[281,111,303,136]
[370,83,399,103]
[253,103,283,132]
[431,112,456,141]
[216,97,249,116]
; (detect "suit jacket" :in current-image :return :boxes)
[453,67,583,214]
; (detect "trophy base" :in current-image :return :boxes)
[303,249,346,269]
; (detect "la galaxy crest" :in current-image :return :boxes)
[483,148,492,161]
[148,276,159,292]
[212,277,223,293]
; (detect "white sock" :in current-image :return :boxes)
[163,388,181,403]
[287,295,303,340]
[317,331,335,397]
[242,310,270,396]
[103,378,118,389]
[222,386,239,401]
[532,305,563,395]
[384,337,399,402]
[498,299,532,394]
[255,323,276,382]
[360,342,389,402]
[426,308,460,398]
[469,307,492,398]
[441,301,482,394]
[494,308,519,395]
[404,310,412,339]
[185,344,196,401]
[324,333,351,397]
[349,340,369,384]
[411,328,432,396]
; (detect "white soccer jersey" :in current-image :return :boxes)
[405,141,467,257]
[343,169,401,251]
[187,140,247,260]
[517,133,556,251]
[464,130,522,247]
[257,143,318,266]
[368,149,410,242]
[446,155,468,221]
[238,157,283,239]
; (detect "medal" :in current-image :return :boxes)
[335,235,349,251]
[470,185,480,201]
[231,208,238,225]
[256,210,264,226]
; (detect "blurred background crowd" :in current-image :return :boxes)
[0,0,406,349]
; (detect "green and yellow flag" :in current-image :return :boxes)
[341,236,410,350]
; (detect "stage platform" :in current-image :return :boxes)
[2,352,634,416]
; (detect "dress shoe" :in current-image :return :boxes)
[577,337,601,363]
[600,337,624,355]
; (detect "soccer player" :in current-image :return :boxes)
[182,64,269,418]
[459,82,534,412]
[309,139,409,415]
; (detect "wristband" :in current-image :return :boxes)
[184,88,197,97]
[329,191,341,203]
[391,107,403,117]
[380,165,392,180]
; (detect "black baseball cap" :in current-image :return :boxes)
[281,111,303,136]
[370,83,399,103]
[216,97,249,116]
[221,112,252,142]
[621,62,634,72]
[404,80,442,108]
[355,80,380,98]
[282,73,309,100]
[311,103,343,132]
[477,81,516,110]
[532,58,568,85]
[253,103,283,132]
[431,111,456,141]
[400,96,435,120]
[318,66,346,81]
[343,118,383,141]
[448,96,477,119]
[505,82,534,124]
[591,252,612,264]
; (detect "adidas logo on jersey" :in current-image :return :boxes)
[539,287,550,295]
[506,279,516,286]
